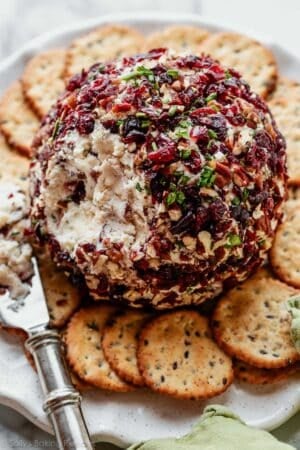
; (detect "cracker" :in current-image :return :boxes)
[0,81,40,157]
[284,188,300,215]
[143,25,209,53]
[268,78,300,185]
[36,249,81,328]
[0,133,29,189]
[65,305,132,391]
[69,369,92,392]
[22,49,66,118]
[65,25,145,79]
[137,310,233,400]
[212,269,300,369]
[102,310,151,386]
[234,360,299,385]
[199,32,278,98]
[270,204,300,288]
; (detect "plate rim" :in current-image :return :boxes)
[0,10,299,445]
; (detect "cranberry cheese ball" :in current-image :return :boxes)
[30,49,287,309]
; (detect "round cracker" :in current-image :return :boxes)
[268,79,300,186]
[234,360,300,385]
[36,250,81,328]
[284,188,300,215]
[143,25,209,53]
[0,133,29,189]
[65,25,145,79]
[22,49,66,119]
[270,204,300,288]
[212,269,300,369]
[0,81,40,157]
[137,310,233,400]
[102,310,152,386]
[65,305,132,392]
[199,32,278,98]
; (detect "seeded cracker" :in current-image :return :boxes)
[270,202,300,288]
[22,49,66,118]
[212,269,300,369]
[65,305,132,391]
[0,81,40,157]
[143,26,210,54]
[65,25,145,79]
[199,32,278,98]
[36,250,81,328]
[102,310,152,386]
[234,360,300,385]
[137,310,233,400]
[0,133,29,189]
[268,78,300,185]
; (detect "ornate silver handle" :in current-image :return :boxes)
[25,330,94,450]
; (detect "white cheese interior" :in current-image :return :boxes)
[0,182,32,299]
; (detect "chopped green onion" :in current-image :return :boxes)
[167,69,179,79]
[232,197,240,206]
[135,182,143,192]
[176,191,186,205]
[166,190,186,207]
[178,174,190,185]
[179,148,192,159]
[175,121,191,139]
[208,129,218,140]
[151,141,158,151]
[122,65,155,82]
[197,166,216,188]
[136,112,147,118]
[174,170,184,177]
[205,92,217,103]
[242,188,249,202]
[166,191,177,206]
[141,119,151,128]
[225,69,232,79]
[168,105,178,116]
[226,233,242,248]
[51,119,60,140]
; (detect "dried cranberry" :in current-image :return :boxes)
[96,275,109,295]
[255,130,274,151]
[66,71,86,91]
[155,265,178,289]
[190,126,209,143]
[148,147,176,164]
[209,199,227,222]
[122,116,147,142]
[195,207,209,231]
[223,104,246,126]
[70,180,86,204]
[77,113,95,135]
[170,211,195,235]
[231,205,250,225]
[149,172,167,202]
[112,102,132,113]
[101,119,119,133]
[81,243,96,253]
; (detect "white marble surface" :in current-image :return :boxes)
[0,0,299,448]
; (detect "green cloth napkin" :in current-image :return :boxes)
[287,295,300,352]
[128,405,295,450]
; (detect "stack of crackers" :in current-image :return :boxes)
[0,24,299,400]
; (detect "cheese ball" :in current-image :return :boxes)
[30,49,287,309]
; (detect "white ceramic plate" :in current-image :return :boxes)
[0,11,299,447]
